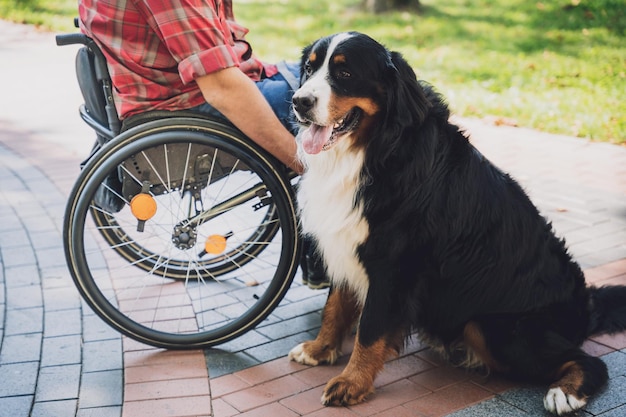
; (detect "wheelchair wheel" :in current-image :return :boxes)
[64,118,301,349]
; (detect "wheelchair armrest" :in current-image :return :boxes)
[79,104,116,143]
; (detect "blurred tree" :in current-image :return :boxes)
[363,0,419,13]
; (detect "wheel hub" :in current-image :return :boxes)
[172,224,197,250]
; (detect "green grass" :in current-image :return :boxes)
[2,0,624,143]
[0,0,77,31]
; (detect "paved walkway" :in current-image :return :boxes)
[1,20,625,417]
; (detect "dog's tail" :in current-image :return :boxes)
[587,285,626,336]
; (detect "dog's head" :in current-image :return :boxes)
[293,32,431,156]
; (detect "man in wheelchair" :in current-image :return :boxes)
[77,0,328,289]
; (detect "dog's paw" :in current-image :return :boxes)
[289,342,320,365]
[288,342,341,366]
[543,387,587,415]
[321,374,374,406]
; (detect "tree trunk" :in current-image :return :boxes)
[363,0,419,13]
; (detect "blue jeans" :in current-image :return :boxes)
[191,62,300,134]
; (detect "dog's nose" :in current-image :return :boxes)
[292,93,316,115]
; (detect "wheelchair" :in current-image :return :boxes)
[56,26,301,349]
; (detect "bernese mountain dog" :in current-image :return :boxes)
[288,32,626,415]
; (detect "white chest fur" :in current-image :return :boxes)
[297,142,371,305]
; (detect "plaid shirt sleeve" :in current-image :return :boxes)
[133,0,262,83]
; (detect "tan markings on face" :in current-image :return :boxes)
[328,94,380,120]
[349,113,378,151]
[309,51,317,64]
[333,54,346,64]
[323,94,382,151]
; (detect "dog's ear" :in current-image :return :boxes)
[365,51,432,170]
[385,51,431,129]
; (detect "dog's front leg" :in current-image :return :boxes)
[321,328,402,406]
[289,286,361,365]
[321,288,405,406]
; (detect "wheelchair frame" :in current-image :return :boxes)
[57,26,302,349]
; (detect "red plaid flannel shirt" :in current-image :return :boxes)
[79,0,278,119]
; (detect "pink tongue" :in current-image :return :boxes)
[301,124,333,155]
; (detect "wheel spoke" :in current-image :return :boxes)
[64,124,299,348]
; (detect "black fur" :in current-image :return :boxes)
[300,32,626,411]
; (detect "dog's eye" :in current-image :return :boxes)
[335,69,351,79]
[304,62,313,77]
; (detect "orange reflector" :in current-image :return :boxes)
[205,234,227,254]
[130,193,157,221]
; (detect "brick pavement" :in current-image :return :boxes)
[1,19,625,417]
